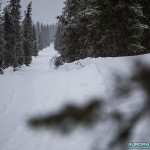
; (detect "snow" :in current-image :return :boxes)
[0,44,150,150]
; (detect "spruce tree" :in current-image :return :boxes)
[0,2,4,74]
[3,6,14,68]
[0,22,4,74]
[38,33,43,50]
[92,0,146,57]
[54,24,61,52]
[8,0,23,70]
[35,22,57,51]
[140,0,150,53]
[99,0,146,56]
[45,25,49,46]
[32,24,38,57]
[55,0,148,62]
[22,2,33,66]
[55,0,82,62]
[35,21,40,50]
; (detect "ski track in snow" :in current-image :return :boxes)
[0,44,105,150]
[1,44,150,150]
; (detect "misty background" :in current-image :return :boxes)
[2,0,65,24]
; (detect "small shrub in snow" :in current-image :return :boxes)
[54,56,64,68]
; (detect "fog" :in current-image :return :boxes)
[2,0,65,24]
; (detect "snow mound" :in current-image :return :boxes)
[0,44,150,150]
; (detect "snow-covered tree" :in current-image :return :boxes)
[35,21,40,49]
[49,24,57,43]
[0,2,4,74]
[22,2,33,66]
[55,0,82,62]
[99,0,146,56]
[3,6,14,68]
[1,0,39,72]
[8,0,23,70]
[32,24,38,57]
[55,0,148,62]
[140,0,150,53]
[35,22,57,51]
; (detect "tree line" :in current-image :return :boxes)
[0,0,57,74]
[54,0,150,63]
[0,0,37,73]
[35,22,57,51]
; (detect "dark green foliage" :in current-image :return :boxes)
[3,6,14,68]
[55,0,83,62]
[32,25,38,57]
[22,2,33,66]
[22,2,40,65]
[3,0,24,70]
[54,56,64,68]
[0,36,4,74]
[0,0,39,73]
[55,0,148,63]
[0,3,4,74]
[97,0,145,56]
[28,100,101,133]
[8,0,23,70]
[35,22,57,51]
[140,0,150,53]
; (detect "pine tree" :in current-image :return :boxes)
[140,0,150,53]
[38,32,43,50]
[46,24,50,46]
[49,24,57,43]
[8,0,23,70]
[35,21,40,50]
[98,0,146,56]
[55,0,148,62]
[0,2,4,74]
[32,24,38,57]
[22,2,33,66]
[35,22,56,51]
[55,0,82,62]
[54,23,61,52]
[40,23,45,49]
[3,6,14,68]
[94,0,146,57]
[0,23,4,74]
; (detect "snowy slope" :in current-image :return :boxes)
[0,44,150,150]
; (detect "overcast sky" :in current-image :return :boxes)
[2,0,65,24]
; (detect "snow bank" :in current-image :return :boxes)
[0,44,150,150]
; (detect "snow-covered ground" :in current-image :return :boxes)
[0,44,150,150]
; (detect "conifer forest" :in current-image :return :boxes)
[55,0,150,62]
[0,0,57,73]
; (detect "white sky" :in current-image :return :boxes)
[2,0,65,24]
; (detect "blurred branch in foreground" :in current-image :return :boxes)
[28,99,102,134]
[110,61,150,150]
[28,60,150,150]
